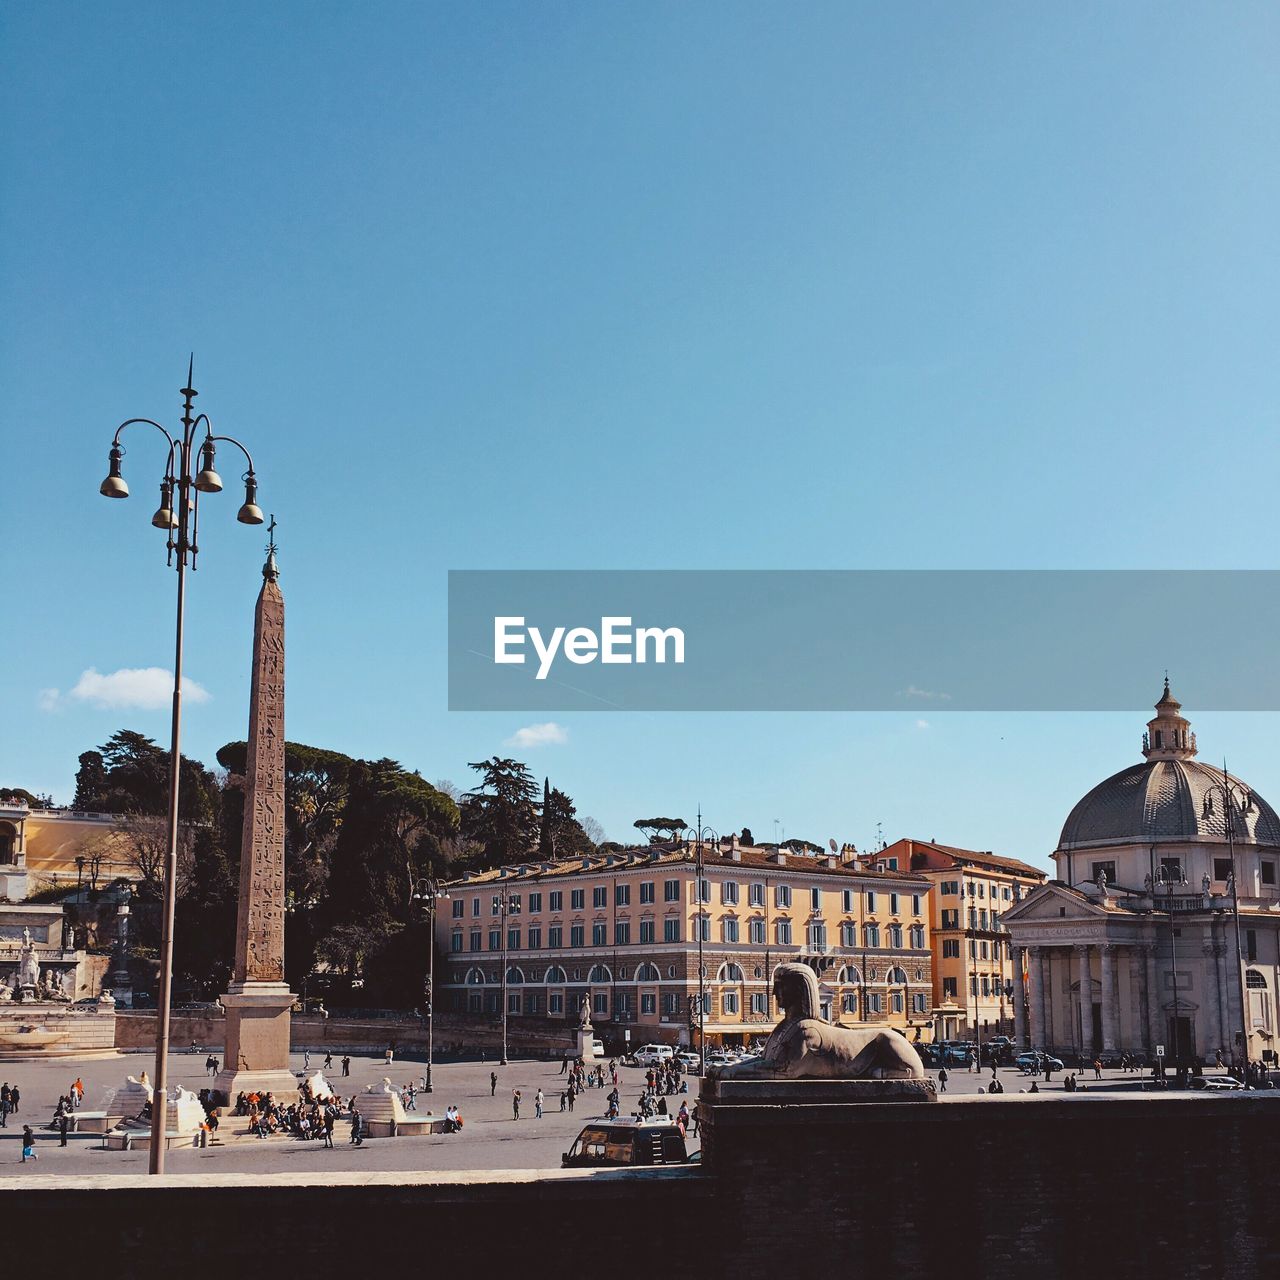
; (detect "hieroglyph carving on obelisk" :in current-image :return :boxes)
[234,560,285,983]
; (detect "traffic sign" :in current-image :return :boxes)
[1155,1044,1165,1057]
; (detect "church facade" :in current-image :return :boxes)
[1004,683,1280,1069]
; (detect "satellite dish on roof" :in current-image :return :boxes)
[828,838,837,853]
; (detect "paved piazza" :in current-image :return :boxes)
[0,1050,1167,1178]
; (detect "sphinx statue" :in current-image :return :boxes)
[718,962,925,1081]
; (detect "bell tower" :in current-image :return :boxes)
[1142,676,1197,761]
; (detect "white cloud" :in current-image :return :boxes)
[915,719,930,730]
[40,667,212,712]
[902,685,952,701]
[504,722,568,749]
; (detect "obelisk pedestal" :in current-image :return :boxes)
[213,536,297,1106]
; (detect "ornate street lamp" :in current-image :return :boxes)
[98,358,265,1175]
[1202,766,1255,1083]
[680,814,718,1077]
[411,877,449,1092]
[1155,863,1188,1082]
[493,889,519,1065]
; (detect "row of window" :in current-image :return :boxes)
[938,908,1004,931]
[458,988,932,1018]
[940,938,1004,961]
[938,879,1016,901]
[454,883,926,918]
[940,976,1006,998]
[450,919,929,953]
[458,960,928,988]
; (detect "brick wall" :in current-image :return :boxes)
[5,1096,1280,1279]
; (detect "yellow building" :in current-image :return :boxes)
[865,838,1046,1042]
[437,836,935,1049]
[0,799,129,901]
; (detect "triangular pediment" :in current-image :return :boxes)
[1003,882,1108,923]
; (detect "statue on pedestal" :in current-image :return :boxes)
[17,928,40,993]
[718,963,925,1080]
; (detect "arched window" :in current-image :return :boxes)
[588,963,612,984]
[544,965,567,984]
[0,822,17,863]
[887,966,908,986]
[836,965,862,985]
[717,961,744,982]
[1246,969,1268,989]
[465,967,487,985]
[506,966,526,984]
[635,962,661,982]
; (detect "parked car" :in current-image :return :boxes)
[1190,1075,1244,1092]
[632,1044,674,1066]
[562,1117,691,1168]
[675,1051,702,1072]
[704,1050,742,1068]
[1016,1051,1065,1072]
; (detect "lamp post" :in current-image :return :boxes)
[968,895,982,1071]
[98,359,264,1175]
[412,877,449,1092]
[493,889,518,1065]
[680,815,718,1077]
[1154,863,1187,1083]
[1203,766,1254,1083]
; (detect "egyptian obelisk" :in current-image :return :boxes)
[213,523,297,1104]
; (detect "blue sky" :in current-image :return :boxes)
[3,3,1279,870]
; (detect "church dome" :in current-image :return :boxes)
[1058,681,1280,851]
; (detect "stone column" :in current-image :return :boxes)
[1201,938,1221,1060]
[1145,941,1163,1050]
[1100,944,1119,1052]
[1028,946,1047,1050]
[1013,947,1029,1048]
[1215,938,1232,1059]
[1076,945,1095,1061]
[1128,947,1146,1052]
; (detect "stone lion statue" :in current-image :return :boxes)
[718,962,925,1080]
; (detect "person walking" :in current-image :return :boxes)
[512,1089,521,1120]
[559,1090,567,1112]
[1,1083,10,1127]
[58,1111,70,1147]
[938,1067,949,1093]
[490,1071,498,1097]
[324,1052,333,1072]
[349,1105,363,1146]
[9,1084,19,1114]
[341,1055,351,1078]
[559,1055,569,1075]
[304,1049,311,1072]
[21,1125,37,1162]
[567,1087,575,1113]
[534,1088,544,1119]
[322,1110,335,1149]
[1093,1057,1103,1081]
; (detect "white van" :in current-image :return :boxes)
[633,1043,674,1066]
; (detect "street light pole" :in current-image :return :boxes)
[494,890,516,1065]
[1204,766,1254,1084]
[681,814,718,1077]
[412,877,448,1093]
[98,358,264,1175]
[1155,864,1187,1083]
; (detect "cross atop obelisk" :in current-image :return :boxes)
[214,519,297,1103]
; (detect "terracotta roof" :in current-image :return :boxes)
[901,839,1047,881]
[449,841,929,888]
